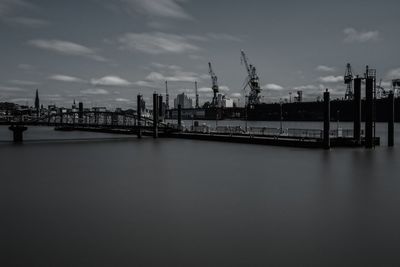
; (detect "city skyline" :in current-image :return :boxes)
[1,0,400,108]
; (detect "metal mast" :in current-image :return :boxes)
[165,81,169,110]
[195,81,199,108]
[344,63,354,100]
[240,50,261,106]
[208,62,219,106]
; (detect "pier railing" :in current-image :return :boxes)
[188,125,358,139]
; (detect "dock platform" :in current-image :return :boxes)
[161,132,380,149]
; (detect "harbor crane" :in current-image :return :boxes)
[344,63,354,100]
[240,50,261,107]
[208,62,219,106]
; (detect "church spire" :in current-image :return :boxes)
[34,89,40,111]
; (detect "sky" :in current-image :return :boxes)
[1,0,400,109]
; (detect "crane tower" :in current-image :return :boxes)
[208,62,219,106]
[240,50,261,106]
[344,63,354,100]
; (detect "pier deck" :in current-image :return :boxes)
[161,131,380,149]
[39,126,382,149]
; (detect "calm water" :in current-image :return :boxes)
[1,122,400,266]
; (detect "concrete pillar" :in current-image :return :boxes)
[365,78,374,148]
[323,90,330,149]
[178,104,182,129]
[388,91,395,147]
[158,95,163,122]
[137,94,142,139]
[9,125,28,143]
[153,93,158,138]
[353,78,362,144]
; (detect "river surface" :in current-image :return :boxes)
[1,121,400,266]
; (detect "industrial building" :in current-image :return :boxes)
[174,93,193,109]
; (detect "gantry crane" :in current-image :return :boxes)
[344,63,354,100]
[240,50,261,107]
[208,62,219,106]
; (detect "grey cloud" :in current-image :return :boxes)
[28,39,107,62]
[262,83,284,90]
[118,32,200,55]
[134,80,154,87]
[387,68,400,79]
[219,86,230,92]
[198,87,212,93]
[343,28,380,43]
[318,76,344,83]
[18,63,35,71]
[91,76,131,86]
[231,93,242,98]
[316,65,335,72]
[80,88,109,95]
[143,64,206,83]
[121,0,192,20]
[4,17,48,27]
[293,85,318,90]
[9,80,39,86]
[0,85,26,92]
[146,71,200,82]
[49,74,85,83]
[0,0,32,16]
[115,98,131,102]
[9,98,31,103]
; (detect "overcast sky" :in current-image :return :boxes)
[1,0,400,108]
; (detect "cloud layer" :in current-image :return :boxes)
[318,76,344,83]
[91,76,131,86]
[343,28,380,43]
[29,39,107,61]
[316,65,335,72]
[49,74,84,83]
[121,0,192,20]
[119,32,200,55]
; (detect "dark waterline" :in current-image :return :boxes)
[1,124,400,266]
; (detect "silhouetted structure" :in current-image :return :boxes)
[178,104,182,128]
[137,94,142,138]
[344,63,354,100]
[241,50,261,106]
[153,93,159,138]
[174,93,193,109]
[365,78,374,148]
[388,91,394,147]
[195,81,199,109]
[208,62,219,106]
[34,89,40,115]
[165,81,169,111]
[353,78,362,144]
[9,125,27,143]
[323,90,330,149]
